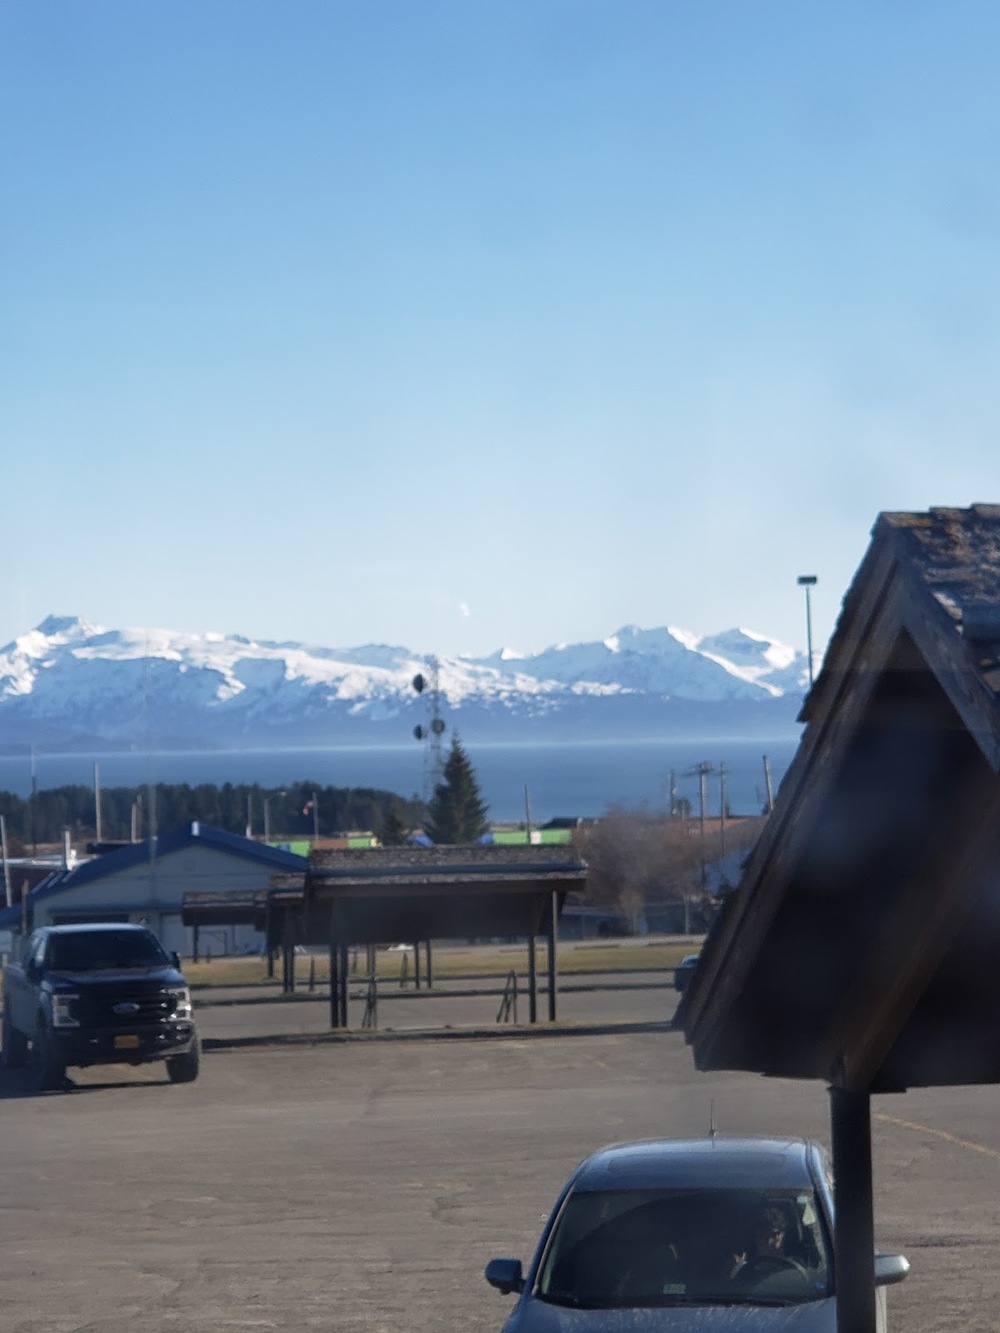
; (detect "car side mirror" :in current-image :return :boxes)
[170,951,181,969]
[874,1253,909,1287]
[25,958,41,982]
[485,1258,524,1295]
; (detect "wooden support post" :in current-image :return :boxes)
[329,938,340,1028]
[282,913,295,994]
[830,1085,877,1333]
[547,890,558,1022]
[527,933,537,1024]
[338,943,349,1028]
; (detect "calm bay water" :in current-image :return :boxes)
[0,738,800,824]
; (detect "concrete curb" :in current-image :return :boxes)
[195,978,671,1008]
[201,1018,674,1052]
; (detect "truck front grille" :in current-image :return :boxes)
[75,987,180,1027]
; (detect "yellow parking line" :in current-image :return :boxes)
[874,1111,1000,1160]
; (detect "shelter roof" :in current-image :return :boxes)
[302,843,588,945]
[678,505,1000,1092]
[307,842,588,889]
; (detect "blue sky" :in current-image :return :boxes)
[4,2,999,663]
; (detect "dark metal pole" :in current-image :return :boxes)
[830,1085,876,1333]
[425,940,433,988]
[527,933,537,1024]
[547,891,558,1022]
[414,941,422,991]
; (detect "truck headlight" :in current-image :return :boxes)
[169,987,192,1019]
[51,993,80,1028]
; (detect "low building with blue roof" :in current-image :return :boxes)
[13,822,308,956]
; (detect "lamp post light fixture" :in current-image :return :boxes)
[797,574,818,686]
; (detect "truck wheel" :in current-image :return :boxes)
[32,1025,66,1092]
[166,1038,200,1084]
[1,1010,29,1068]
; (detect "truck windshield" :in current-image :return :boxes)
[47,931,170,972]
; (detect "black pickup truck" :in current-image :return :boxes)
[1,922,200,1089]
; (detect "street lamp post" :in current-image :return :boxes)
[797,575,818,686]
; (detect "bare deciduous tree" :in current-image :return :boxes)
[574,807,765,933]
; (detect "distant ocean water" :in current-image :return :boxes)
[0,738,800,824]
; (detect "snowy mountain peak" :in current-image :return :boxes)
[0,616,808,752]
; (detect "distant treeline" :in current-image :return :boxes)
[0,780,427,851]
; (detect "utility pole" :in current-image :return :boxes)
[94,761,103,843]
[719,762,727,858]
[264,790,285,843]
[29,746,37,856]
[524,785,533,845]
[684,761,715,891]
[762,755,775,814]
[1,814,11,909]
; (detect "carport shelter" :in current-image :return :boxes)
[676,504,1000,1333]
[299,844,588,1028]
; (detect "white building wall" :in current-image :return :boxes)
[33,843,288,956]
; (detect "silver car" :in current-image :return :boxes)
[486,1136,908,1331]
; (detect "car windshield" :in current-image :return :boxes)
[536,1187,831,1308]
[47,931,170,972]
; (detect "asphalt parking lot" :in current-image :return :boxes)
[4,990,1000,1332]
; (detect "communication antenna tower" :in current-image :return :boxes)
[412,658,447,799]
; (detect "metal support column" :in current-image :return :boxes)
[830,1085,876,1333]
[425,940,433,988]
[546,891,558,1022]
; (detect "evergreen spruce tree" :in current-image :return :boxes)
[424,737,489,844]
[379,804,408,847]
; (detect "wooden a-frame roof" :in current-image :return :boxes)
[678,504,1000,1092]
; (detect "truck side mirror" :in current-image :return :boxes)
[170,951,181,969]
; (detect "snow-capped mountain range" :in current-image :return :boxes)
[0,616,808,753]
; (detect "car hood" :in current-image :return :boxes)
[46,966,186,988]
[503,1296,836,1332]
